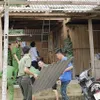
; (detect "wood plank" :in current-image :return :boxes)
[67,25,90,74]
[62,19,67,40]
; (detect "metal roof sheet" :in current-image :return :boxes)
[0,0,100,13]
[8,5,98,13]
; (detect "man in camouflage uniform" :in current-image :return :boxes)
[0,42,15,100]
[12,37,22,79]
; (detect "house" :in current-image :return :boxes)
[0,0,100,77]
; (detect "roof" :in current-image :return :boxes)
[8,5,98,13]
[0,0,100,14]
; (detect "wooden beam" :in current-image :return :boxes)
[62,19,68,40]
[88,19,95,77]
[9,13,68,17]
[0,15,2,71]
[10,16,65,20]
[60,19,67,48]
[0,1,99,5]
[8,12,100,19]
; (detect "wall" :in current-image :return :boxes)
[67,25,90,75]
[93,25,100,54]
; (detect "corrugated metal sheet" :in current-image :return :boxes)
[8,5,98,13]
[0,0,99,13]
[32,57,73,94]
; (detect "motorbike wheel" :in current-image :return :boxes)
[88,81,100,100]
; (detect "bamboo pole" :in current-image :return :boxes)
[2,0,9,100]
[88,19,95,77]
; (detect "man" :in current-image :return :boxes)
[38,60,59,100]
[17,46,37,100]
[0,65,14,100]
[29,67,40,100]
[1,42,15,100]
[29,41,40,69]
[12,37,22,79]
[55,49,73,100]
[7,42,14,100]
[7,65,15,100]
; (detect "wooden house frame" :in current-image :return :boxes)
[0,0,100,77]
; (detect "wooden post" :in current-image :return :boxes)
[61,18,71,48]
[2,0,9,100]
[61,19,67,48]
[48,31,54,63]
[0,15,2,71]
[88,19,95,77]
[63,19,67,40]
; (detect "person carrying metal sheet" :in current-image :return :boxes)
[17,46,37,100]
[37,60,59,100]
[55,49,73,100]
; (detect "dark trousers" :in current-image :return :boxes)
[61,81,70,100]
[31,61,39,69]
[17,76,32,100]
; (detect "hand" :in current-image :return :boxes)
[33,74,38,79]
[62,71,65,74]
[18,61,20,65]
[56,80,61,85]
[63,69,67,74]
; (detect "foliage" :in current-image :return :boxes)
[62,35,73,57]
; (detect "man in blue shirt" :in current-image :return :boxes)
[55,49,73,100]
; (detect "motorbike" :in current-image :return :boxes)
[76,68,100,100]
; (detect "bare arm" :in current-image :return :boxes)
[14,54,20,64]
[63,66,73,73]
[24,67,37,79]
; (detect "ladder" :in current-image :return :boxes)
[41,20,50,62]
[41,20,50,50]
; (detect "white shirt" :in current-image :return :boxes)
[29,47,38,61]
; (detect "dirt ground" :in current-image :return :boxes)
[33,80,84,100]
[0,80,84,100]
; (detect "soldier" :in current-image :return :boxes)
[0,65,15,100]
[0,42,15,100]
[7,65,15,100]
[8,43,12,66]
[12,37,22,80]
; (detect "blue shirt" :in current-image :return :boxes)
[60,57,73,82]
